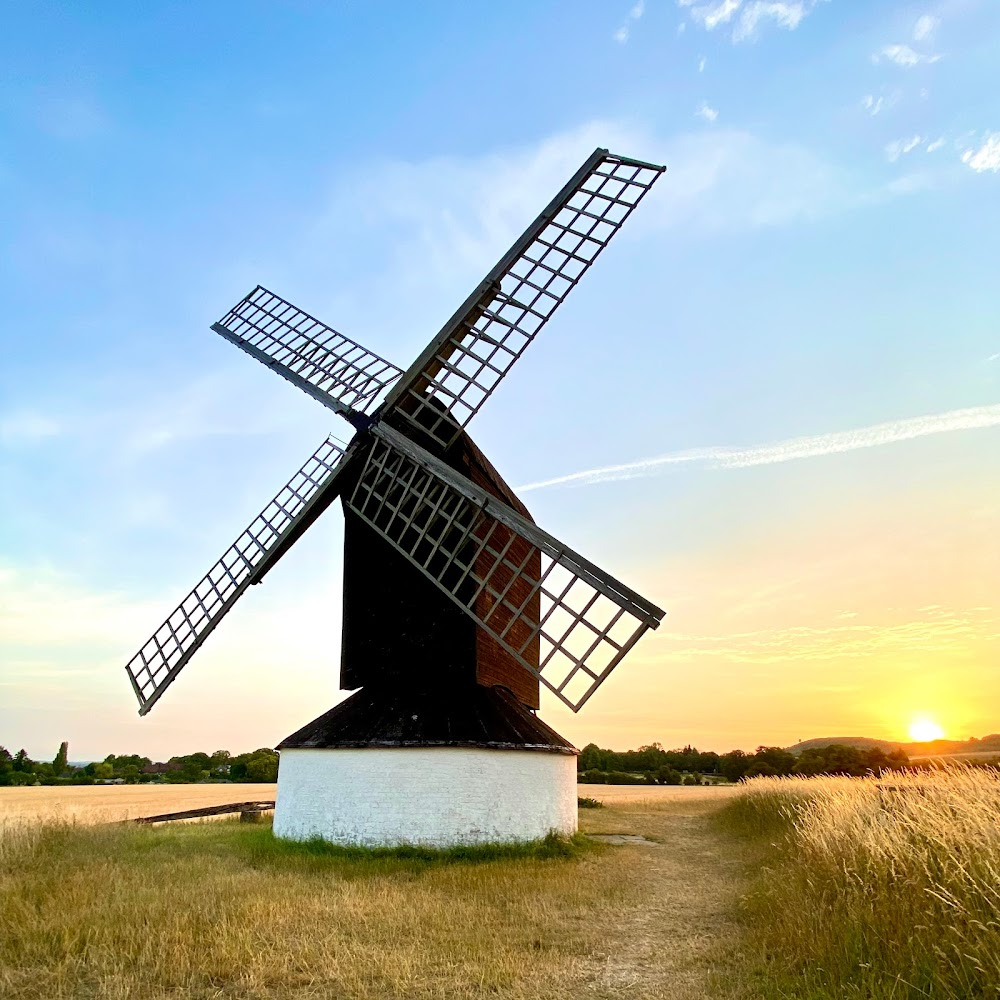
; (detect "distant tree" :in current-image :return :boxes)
[93,762,114,780]
[681,774,700,786]
[577,743,604,772]
[657,765,682,786]
[12,749,32,773]
[719,750,750,782]
[605,770,646,785]
[744,762,778,778]
[109,754,151,775]
[52,741,69,776]
[753,746,796,776]
[210,750,231,776]
[245,750,279,783]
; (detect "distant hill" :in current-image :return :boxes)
[786,737,900,755]
[787,734,1000,759]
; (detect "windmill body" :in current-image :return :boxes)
[124,149,667,846]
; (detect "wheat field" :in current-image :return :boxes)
[0,783,280,828]
[0,782,736,828]
[719,768,1000,999]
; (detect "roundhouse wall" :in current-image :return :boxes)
[273,746,577,846]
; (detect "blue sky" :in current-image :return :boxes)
[2,0,998,759]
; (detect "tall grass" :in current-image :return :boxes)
[717,768,1000,999]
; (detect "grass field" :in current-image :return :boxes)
[0,784,741,1000]
[13,774,992,999]
[716,768,1000,999]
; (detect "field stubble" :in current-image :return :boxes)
[0,783,741,1000]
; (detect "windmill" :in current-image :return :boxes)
[125,148,667,846]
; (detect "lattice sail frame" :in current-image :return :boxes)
[382,150,665,449]
[212,286,403,424]
[126,147,668,716]
[347,426,664,711]
[126,437,346,715]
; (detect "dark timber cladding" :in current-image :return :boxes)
[340,425,541,709]
[123,147,667,721]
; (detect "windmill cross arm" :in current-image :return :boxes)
[348,423,664,712]
[213,286,403,430]
[376,425,664,622]
[379,148,666,450]
[124,436,348,716]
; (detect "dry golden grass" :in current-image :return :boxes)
[0,783,278,828]
[0,788,743,1000]
[718,768,1000,999]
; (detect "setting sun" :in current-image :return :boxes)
[909,718,946,742]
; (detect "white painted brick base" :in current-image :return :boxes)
[273,746,578,846]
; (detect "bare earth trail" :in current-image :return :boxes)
[576,785,743,999]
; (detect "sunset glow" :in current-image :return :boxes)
[909,719,946,743]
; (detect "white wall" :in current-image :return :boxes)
[273,746,578,846]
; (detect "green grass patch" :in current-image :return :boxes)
[232,821,592,872]
[577,795,604,809]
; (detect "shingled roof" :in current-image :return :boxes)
[278,683,577,754]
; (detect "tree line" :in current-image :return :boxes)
[0,744,279,786]
[578,741,913,784]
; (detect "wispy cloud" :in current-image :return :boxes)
[614,0,646,43]
[695,101,719,122]
[518,403,1000,491]
[0,412,61,446]
[734,1,808,41]
[913,14,939,41]
[698,55,707,72]
[677,0,821,43]
[656,607,997,664]
[861,95,884,117]
[926,136,945,153]
[875,44,942,67]
[885,134,923,162]
[962,133,1000,173]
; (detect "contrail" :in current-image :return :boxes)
[518,403,1000,492]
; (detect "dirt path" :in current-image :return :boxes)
[576,787,743,999]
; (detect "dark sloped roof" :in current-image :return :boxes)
[278,684,577,754]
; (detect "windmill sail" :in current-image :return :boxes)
[213,287,402,426]
[346,424,664,711]
[382,149,665,449]
[125,436,346,715]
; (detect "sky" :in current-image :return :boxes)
[1,0,998,760]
